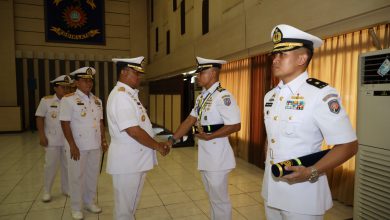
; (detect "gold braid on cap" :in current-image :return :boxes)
[198,64,213,69]
[127,64,144,72]
[274,42,304,49]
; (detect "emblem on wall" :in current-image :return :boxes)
[45,0,105,44]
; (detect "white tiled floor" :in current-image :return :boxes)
[0,132,353,219]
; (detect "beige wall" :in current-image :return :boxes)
[0,0,17,106]
[146,0,390,79]
[0,0,148,131]
[13,0,147,59]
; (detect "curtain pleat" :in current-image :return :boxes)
[220,59,251,160]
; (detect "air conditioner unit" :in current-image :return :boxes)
[354,48,390,219]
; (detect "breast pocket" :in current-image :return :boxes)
[280,117,302,138]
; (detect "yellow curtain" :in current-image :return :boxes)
[220,58,251,161]
[307,23,390,205]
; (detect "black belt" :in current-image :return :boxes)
[192,124,224,134]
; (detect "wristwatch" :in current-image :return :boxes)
[308,167,319,183]
[168,136,178,145]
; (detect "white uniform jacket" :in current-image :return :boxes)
[261,72,357,215]
[35,94,65,147]
[190,82,241,171]
[106,82,157,174]
[59,89,103,150]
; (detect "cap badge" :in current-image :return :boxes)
[272,27,282,44]
[86,67,93,75]
[64,76,70,83]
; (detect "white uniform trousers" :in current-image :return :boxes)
[200,170,232,220]
[44,146,68,194]
[66,148,101,211]
[112,172,146,220]
[265,201,323,220]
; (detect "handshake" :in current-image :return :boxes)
[155,140,173,156]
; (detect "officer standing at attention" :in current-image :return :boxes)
[60,67,108,220]
[167,57,241,220]
[262,24,358,220]
[106,56,170,220]
[35,75,72,202]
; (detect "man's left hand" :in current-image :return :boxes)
[281,166,312,183]
[102,140,108,152]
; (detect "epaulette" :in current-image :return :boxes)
[43,95,53,99]
[217,87,226,92]
[118,87,125,92]
[306,78,328,89]
[64,92,75,97]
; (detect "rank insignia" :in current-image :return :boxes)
[291,94,304,100]
[286,100,305,110]
[95,100,101,105]
[328,99,340,114]
[223,97,231,106]
[141,115,146,122]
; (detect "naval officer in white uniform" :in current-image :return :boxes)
[167,57,241,220]
[106,57,170,220]
[36,75,72,202]
[60,67,108,220]
[262,24,358,220]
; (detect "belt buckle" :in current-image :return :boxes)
[196,122,203,133]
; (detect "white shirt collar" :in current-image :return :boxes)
[53,94,60,101]
[277,71,308,94]
[203,81,221,95]
[76,89,93,101]
[117,81,139,96]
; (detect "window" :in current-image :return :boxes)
[155,28,159,52]
[180,0,185,35]
[202,0,209,35]
[173,0,177,11]
[166,30,170,54]
[151,0,154,22]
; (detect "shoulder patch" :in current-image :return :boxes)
[118,87,125,92]
[64,92,75,97]
[217,87,226,92]
[43,95,53,99]
[306,78,328,89]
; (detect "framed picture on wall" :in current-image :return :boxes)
[44,0,105,45]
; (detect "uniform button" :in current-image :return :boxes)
[289,116,293,120]
[273,116,278,121]
[271,139,276,143]
[279,97,284,101]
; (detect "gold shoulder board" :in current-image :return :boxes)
[64,92,75,97]
[43,95,53,99]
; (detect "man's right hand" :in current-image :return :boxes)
[39,136,48,147]
[69,144,81,161]
[156,142,170,156]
